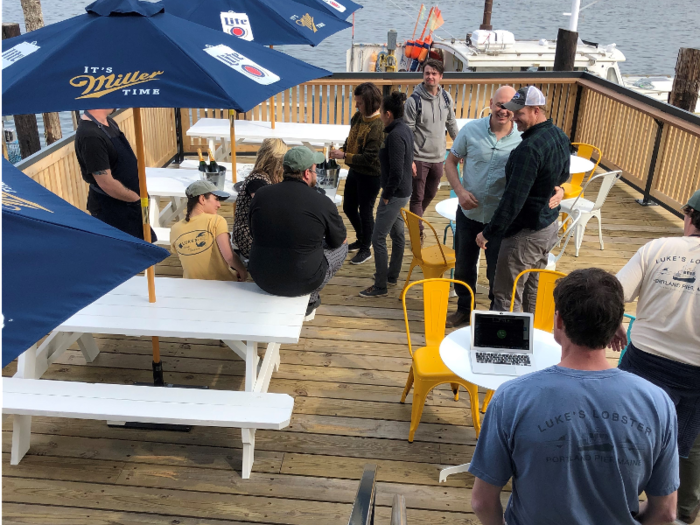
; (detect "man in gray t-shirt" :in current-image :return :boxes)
[469,268,679,525]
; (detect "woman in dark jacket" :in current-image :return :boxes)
[360,91,414,298]
[329,82,384,265]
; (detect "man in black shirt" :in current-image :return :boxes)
[248,147,348,317]
[75,108,150,240]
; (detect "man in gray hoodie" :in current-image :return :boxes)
[404,59,459,239]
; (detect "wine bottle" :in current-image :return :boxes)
[197,148,207,172]
[207,148,219,172]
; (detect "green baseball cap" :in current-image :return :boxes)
[284,146,325,172]
[185,180,229,199]
[686,189,700,211]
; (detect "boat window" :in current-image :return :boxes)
[607,67,620,85]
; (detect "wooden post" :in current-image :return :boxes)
[479,0,493,30]
[669,48,700,112]
[229,110,237,182]
[133,107,163,384]
[553,28,578,72]
[20,0,63,145]
[2,22,41,159]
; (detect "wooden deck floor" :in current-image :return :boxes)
[2,176,685,524]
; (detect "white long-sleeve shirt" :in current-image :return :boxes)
[616,236,700,366]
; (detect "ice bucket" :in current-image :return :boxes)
[202,165,227,191]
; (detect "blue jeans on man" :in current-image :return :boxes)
[453,210,501,313]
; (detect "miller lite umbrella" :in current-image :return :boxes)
[2,0,330,384]
[294,0,362,20]
[2,159,170,368]
[163,0,351,47]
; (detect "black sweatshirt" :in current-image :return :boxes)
[248,178,347,297]
[379,118,414,201]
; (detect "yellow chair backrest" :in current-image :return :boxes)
[400,209,450,265]
[510,269,566,333]
[570,142,602,187]
[402,278,474,355]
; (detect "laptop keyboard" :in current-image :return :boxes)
[475,352,531,366]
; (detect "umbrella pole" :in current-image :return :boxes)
[229,110,237,183]
[133,107,165,386]
[269,45,275,130]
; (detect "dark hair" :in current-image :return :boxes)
[382,91,407,119]
[422,58,444,76]
[682,205,700,230]
[353,82,382,115]
[185,193,211,221]
[283,165,305,181]
[553,268,625,349]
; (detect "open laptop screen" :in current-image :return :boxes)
[473,312,531,351]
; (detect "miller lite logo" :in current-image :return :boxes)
[204,44,280,86]
[321,0,346,12]
[2,41,40,69]
[220,12,254,41]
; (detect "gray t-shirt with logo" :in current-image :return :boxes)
[469,366,679,525]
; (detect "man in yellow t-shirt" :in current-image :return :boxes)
[170,180,247,281]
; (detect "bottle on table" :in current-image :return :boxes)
[197,148,207,172]
[207,148,219,172]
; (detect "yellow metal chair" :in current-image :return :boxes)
[562,143,602,200]
[401,278,482,441]
[481,269,567,412]
[400,209,456,299]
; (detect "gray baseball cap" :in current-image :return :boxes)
[502,86,547,112]
[284,146,325,172]
[686,189,700,211]
[185,180,229,199]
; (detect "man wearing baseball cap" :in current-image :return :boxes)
[612,188,700,524]
[475,85,570,312]
[170,180,247,282]
[248,146,347,318]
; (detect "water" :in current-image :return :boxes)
[3,0,699,142]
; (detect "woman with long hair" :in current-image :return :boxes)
[232,138,287,259]
[329,82,384,265]
[359,91,414,298]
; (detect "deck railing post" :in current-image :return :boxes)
[636,118,663,206]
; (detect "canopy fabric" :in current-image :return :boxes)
[163,0,351,47]
[293,0,362,20]
[1,0,330,115]
[1,159,170,366]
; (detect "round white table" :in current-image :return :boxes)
[569,155,595,174]
[435,197,459,222]
[437,325,562,483]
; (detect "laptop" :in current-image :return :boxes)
[469,311,535,376]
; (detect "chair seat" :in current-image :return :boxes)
[413,346,459,379]
[560,197,595,215]
[561,182,583,200]
[420,245,456,267]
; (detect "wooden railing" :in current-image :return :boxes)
[15,73,700,215]
[17,108,176,210]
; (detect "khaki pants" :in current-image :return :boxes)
[491,221,558,312]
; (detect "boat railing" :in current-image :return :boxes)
[13,72,699,216]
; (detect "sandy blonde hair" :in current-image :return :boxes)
[252,138,287,184]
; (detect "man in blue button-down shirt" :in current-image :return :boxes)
[444,86,521,328]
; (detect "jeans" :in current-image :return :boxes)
[343,170,381,251]
[310,242,348,304]
[453,211,502,313]
[492,221,558,312]
[410,161,443,232]
[372,196,410,290]
[679,434,700,519]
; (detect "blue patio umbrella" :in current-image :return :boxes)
[2,159,170,368]
[294,0,362,20]
[2,0,331,383]
[1,0,331,115]
[163,0,351,47]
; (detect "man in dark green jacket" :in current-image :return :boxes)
[476,86,568,312]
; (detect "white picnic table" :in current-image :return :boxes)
[16,276,309,393]
[187,119,351,160]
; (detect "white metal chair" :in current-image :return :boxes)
[559,170,622,257]
[546,209,582,271]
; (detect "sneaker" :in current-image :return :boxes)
[304,297,321,320]
[446,310,471,328]
[350,250,372,265]
[347,240,362,252]
[359,285,388,298]
[387,279,398,288]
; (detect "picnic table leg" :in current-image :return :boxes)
[245,341,258,392]
[253,343,280,393]
[241,428,256,479]
[77,334,100,363]
[11,414,32,465]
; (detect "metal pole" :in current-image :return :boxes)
[636,118,663,206]
[569,0,581,31]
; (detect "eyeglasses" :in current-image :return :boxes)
[495,103,508,110]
